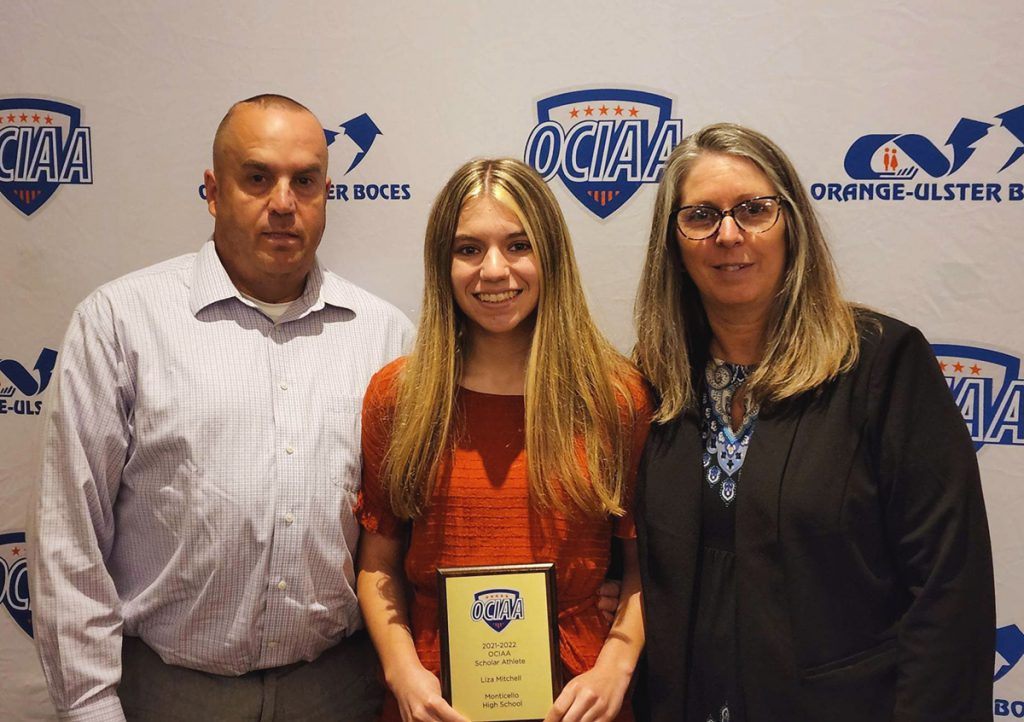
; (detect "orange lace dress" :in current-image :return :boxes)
[356,358,651,721]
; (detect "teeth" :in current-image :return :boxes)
[718,264,747,271]
[477,290,519,303]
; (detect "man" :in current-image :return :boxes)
[30,95,413,721]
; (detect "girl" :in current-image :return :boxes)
[356,158,652,722]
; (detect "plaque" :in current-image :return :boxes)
[438,563,560,721]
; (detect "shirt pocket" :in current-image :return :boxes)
[326,395,363,491]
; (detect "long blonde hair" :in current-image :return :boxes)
[381,158,636,519]
[634,123,861,422]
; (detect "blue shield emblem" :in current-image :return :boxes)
[472,588,523,632]
[0,532,32,637]
[525,89,683,219]
[0,98,93,217]
[933,343,1023,451]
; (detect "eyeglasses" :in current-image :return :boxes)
[672,195,784,240]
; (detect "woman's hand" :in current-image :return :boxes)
[390,663,470,722]
[357,531,470,722]
[545,538,645,722]
[542,660,632,722]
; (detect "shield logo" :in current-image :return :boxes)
[0,98,93,217]
[473,589,522,632]
[527,89,682,219]
[933,343,1022,451]
[0,532,32,637]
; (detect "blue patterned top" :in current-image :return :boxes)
[701,359,758,506]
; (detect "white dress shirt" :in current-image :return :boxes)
[30,239,413,722]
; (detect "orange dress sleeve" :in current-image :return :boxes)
[354,357,407,538]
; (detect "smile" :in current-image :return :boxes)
[475,290,522,303]
[713,263,752,272]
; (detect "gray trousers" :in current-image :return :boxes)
[119,633,384,722]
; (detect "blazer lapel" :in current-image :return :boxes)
[644,408,702,568]
[736,402,802,550]
[735,400,806,719]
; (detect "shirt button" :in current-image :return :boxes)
[279,383,288,391]
[285,446,294,455]
[268,640,278,647]
[284,513,295,525]
[277,579,287,591]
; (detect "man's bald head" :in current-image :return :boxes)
[212,94,320,174]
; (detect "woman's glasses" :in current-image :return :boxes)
[673,195,784,240]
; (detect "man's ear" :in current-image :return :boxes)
[204,169,218,218]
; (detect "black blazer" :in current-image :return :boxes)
[636,313,994,722]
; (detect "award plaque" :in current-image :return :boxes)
[437,563,560,721]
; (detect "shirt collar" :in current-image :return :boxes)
[189,238,355,319]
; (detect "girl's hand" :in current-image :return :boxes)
[391,664,471,722]
[542,662,631,722]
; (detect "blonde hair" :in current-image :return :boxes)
[634,123,861,422]
[381,158,636,519]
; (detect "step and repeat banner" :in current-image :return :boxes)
[3,1,1022,718]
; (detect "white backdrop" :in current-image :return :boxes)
[3,1,1023,718]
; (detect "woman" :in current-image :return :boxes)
[632,123,994,722]
[357,158,652,722]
